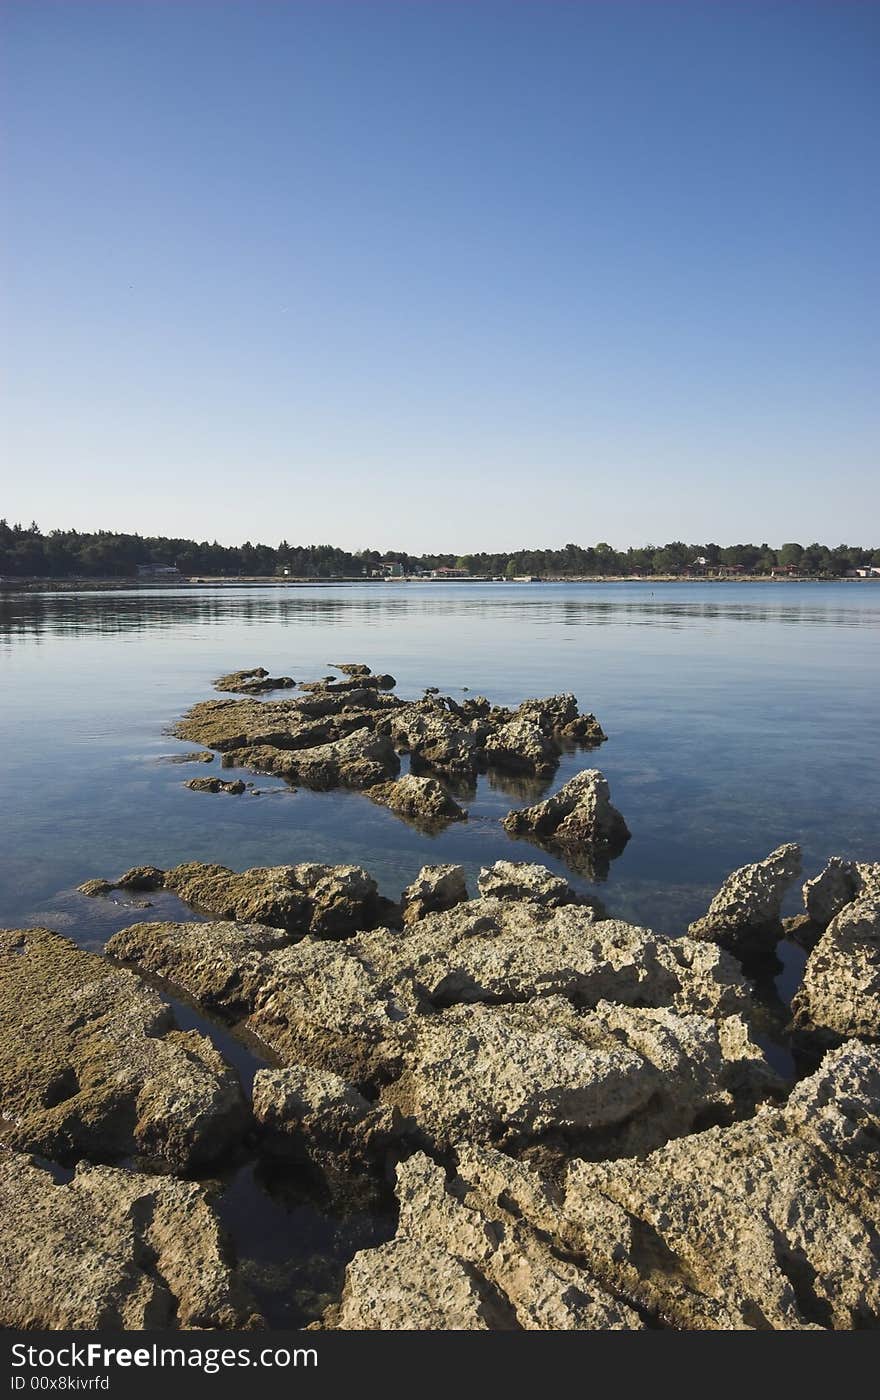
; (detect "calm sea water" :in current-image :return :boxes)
[2,579,878,1321]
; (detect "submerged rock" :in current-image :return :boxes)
[328,1151,642,1330]
[400,864,468,925]
[502,770,630,878]
[184,776,246,795]
[0,927,246,1169]
[803,857,880,927]
[562,1041,880,1329]
[367,774,467,827]
[688,844,803,959]
[0,1151,261,1329]
[791,897,880,1041]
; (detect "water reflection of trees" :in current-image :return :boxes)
[1,583,875,642]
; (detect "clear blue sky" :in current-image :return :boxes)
[2,0,878,551]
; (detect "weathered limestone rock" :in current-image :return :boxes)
[252,1065,406,1169]
[502,770,630,878]
[687,843,802,959]
[300,673,396,693]
[225,727,400,790]
[184,776,246,795]
[484,717,561,776]
[562,1041,880,1329]
[383,710,486,782]
[162,860,384,937]
[803,857,880,927]
[107,920,289,1018]
[214,668,296,694]
[0,1151,260,1329]
[476,860,599,911]
[77,878,114,896]
[791,897,880,1040]
[329,1152,642,1330]
[0,927,246,1169]
[109,897,754,1090]
[380,998,778,1158]
[367,774,467,826]
[400,865,468,925]
[331,662,372,677]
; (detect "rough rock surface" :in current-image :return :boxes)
[687,843,802,958]
[0,1151,260,1329]
[400,865,468,925]
[502,770,630,878]
[367,774,467,826]
[562,1041,880,1329]
[253,1065,406,1170]
[791,897,880,1040]
[104,860,388,938]
[0,927,246,1169]
[803,857,880,927]
[214,668,296,694]
[328,1151,642,1330]
[477,860,601,912]
[380,998,778,1159]
[224,727,400,790]
[109,897,755,1097]
[184,776,246,795]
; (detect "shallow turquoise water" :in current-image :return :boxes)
[2,579,877,1323]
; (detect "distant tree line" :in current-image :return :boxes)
[1,520,878,580]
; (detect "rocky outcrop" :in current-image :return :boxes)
[803,857,880,927]
[561,1041,880,1329]
[109,896,755,1093]
[367,774,467,827]
[0,1151,261,1329]
[224,727,400,790]
[184,776,246,795]
[687,844,802,959]
[252,1066,407,1170]
[476,860,602,913]
[791,897,880,1040]
[380,998,779,1161]
[328,1151,642,1330]
[214,668,296,694]
[502,770,630,878]
[0,927,246,1169]
[400,865,468,925]
[161,860,386,937]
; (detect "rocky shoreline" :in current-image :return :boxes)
[1,663,878,1331]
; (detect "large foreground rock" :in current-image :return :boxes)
[252,1065,406,1171]
[0,1151,260,1329]
[688,843,802,958]
[0,927,246,1169]
[380,998,779,1161]
[502,770,630,878]
[477,860,600,911]
[109,898,755,1090]
[562,1041,880,1329]
[400,865,468,925]
[803,857,880,927]
[791,897,880,1040]
[327,1151,642,1330]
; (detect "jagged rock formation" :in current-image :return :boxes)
[561,1041,880,1329]
[791,897,880,1040]
[803,857,880,927]
[400,865,468,925]
[687,844,802,958]
[0,1151,261,1329]
[0,927,246,1169]
[366,774,467,827]
[502,770,630,878]
[184,776,246,795]
[214,667,296,694]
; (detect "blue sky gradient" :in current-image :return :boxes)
[3,0,878,549]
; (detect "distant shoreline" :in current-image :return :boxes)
[3,574,878,593]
